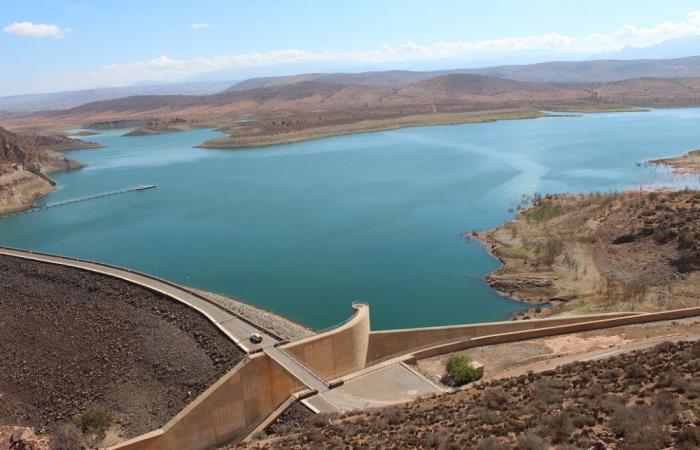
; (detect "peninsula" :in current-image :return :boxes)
[3,72,700,150]
[0,127,100,215]
[476,152,700,317]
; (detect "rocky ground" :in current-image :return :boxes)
[248,340,700,449]
[0,126,98,214]
[0,254,243,440]
[264,402,316,438]
[196,290,314,341]
[417,316,700,385]
[476,189,700,315]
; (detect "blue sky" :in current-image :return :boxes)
[2,1,700,95]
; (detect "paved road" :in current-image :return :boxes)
[263,346,330,393]
[0,247,278,353]
[303,362,442,413]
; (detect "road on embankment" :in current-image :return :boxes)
[0,246,278,353]
[0,246,347,412]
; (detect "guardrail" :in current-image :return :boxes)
[0,245,284,341]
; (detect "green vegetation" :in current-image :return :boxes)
[445,355,479,386]
[72,404,111,443]
[526,203,566,222]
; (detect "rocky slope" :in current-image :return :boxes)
[0,255,243,441]
[247,340,700,449]
[4,74,700,149]
[475,188,700,316]
[0,127,97,214]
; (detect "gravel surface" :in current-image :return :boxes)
[0,254,244,438]
[197,290,314,341]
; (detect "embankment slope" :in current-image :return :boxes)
[0,255,243,439]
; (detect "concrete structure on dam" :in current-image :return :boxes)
[3,246,700,450]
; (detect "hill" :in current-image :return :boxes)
[469,55,700,83]
[0,80,234,113]
[248,340,700,449]
[0,127,97,214]
[3,73,700,149]
[225,55,700,91]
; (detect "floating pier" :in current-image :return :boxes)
[2,184,157,218]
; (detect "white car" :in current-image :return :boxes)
[249,333,263,344]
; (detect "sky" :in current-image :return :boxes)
[2,1,700,96]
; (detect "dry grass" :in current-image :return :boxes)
[248,340,700,449]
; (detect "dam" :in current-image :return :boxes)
[4,246,700,450]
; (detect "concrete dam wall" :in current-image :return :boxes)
[283,303,370,381]
[112,353,303,450]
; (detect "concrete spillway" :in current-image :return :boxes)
[2,184,157,218]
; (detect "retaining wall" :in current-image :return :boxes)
[407,306,700,361]
[110,353,303,450]
[282,303,370,380]
[367,311,639,364]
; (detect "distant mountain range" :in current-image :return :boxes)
[601,35,700,60]
[3,71,700,149]
[225,55,700,91]
[0,80,234,113]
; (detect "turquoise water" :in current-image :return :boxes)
[2,109,700,330]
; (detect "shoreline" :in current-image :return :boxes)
[472,157,700,318]
[198,109,547,149]
[198,105,649,149]
[0,135,100,216]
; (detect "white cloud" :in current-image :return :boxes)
[81,10,700,86]
[11,10,700,94]
[189,23,213,30]
[3,21,72,39]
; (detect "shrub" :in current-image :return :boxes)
[446,355,479,386]
[476,436,508,450]
[481,388,509,409]
[536,412,573,444]
[73,404,110,442]
[516,432,548,450]
[677,426,700,448]
[50,423,83,450]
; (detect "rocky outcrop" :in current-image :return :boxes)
[0,127,91,214]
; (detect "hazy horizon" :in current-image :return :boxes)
[3,1,700,96]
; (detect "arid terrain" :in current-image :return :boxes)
[0,254,243,442]
[0,127,99,214]
[475,186,700,316]
[652,149,700,174]
[3,74,700,150]
[248,340,700,449]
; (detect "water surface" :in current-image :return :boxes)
[2,109,700,329]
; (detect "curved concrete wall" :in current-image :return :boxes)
[406,306,700,361]
[110,353,303,450]
[367,312,639,364]
[282,303,370,381]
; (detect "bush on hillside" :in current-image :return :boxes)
[72,404,110,443]
[445,355,478,386]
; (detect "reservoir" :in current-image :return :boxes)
[2,108,700,330]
